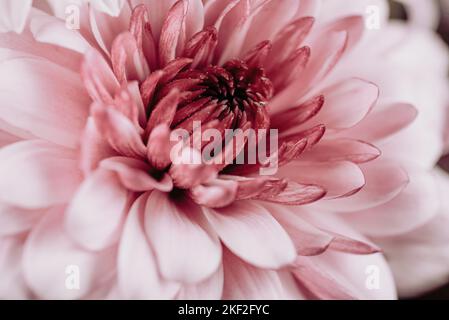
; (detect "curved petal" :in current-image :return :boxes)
[100,157,173,192]
[300,138,380,163]
[0,140,82,208]
[277,161,365,199]
[319,158,409,212]
[204,201,296,269]
[23,207,116,299]
[177,264,224,300]
[297,215,397,300]
[0,236,30,299]
[30,10,91,54]
[144,191,222,283]
[373,169,449,298]
[92,106,147,159]
[0,0,32,33]
[342,166,440,237]
[118,193,180,299]
[0,57,90,148]
[0,203,44,237]
[337,103,417,142]
[306,78,379,130]
[65,169,128,251]
[222,249,304,300]
[267,203,334,256]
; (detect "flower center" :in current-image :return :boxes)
[157,59,273,131]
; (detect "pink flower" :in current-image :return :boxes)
[0,0,448,300]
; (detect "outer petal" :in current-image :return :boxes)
[0,0,32,33]
[374,169,449,298]
[277,161,365,199]
[204,201,296,269]
[222,249,304,300]
[0,57,90,148]
[118,193,180,299]
[65,169,128,251]
[0,236,30,299]
[144,191,222,283]
[342,166,440,237]
[23,207,116,299]
[319,158,409,212]
[0,203,45,237]
[0,140,82,208]
[305,78,379,130]
[299,214,397,300]
[177,264,224,300]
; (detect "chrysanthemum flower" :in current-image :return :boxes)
[0,0,448,300]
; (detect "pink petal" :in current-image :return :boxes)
[222,249,304,299]
[177,264,224,300]
[302,245,397,299]
[269,30,348,112]
[320,158,409,212]
[307,78,379,130]
[169,147,218,189]
[90,0,126,16]
[82,49,120,104]
[270,46,311,91]
[293,258,357,299]
[88,4,132,56]
[338,103,418,142]
[183,0,205,42]
[300,138,381,163]
[243,40,272,68]
[0,57,90,148]
[147,124,173,170]
[374,169,449,297]
[0,129,21,148]
[0,27,82,72]
[299,209,397,299]
[265,16,315,72]
[255,181,326,206]
[0,140,82,208]
[216,0,265,65]
[277,161,365,199]
[0,0,32,33]
[129,4,158,71]
[144,191,222,283]
[93,106,147,158]
[80,117,117,175]
[0,236,30,299]
[145,88,180,134]
[300,210,381,255]
[204,201,296,269]
[267,203,335,256]
[100,157,173,192]
[159,0,187,67]
[189,178,238,208]
[140,70,165,106]
[118,193,180,299]
[65,169,128,251]
[111,32,149,84]
[129,0,177,39]
[23,207,116,299]
[183,27,218,69]
[342,166,440,237]
[241,0,300,54]
[0,203,44,236]
[317,15,364,54]
[30,10,91,54]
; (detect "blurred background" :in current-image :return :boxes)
[389,0,449,299]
